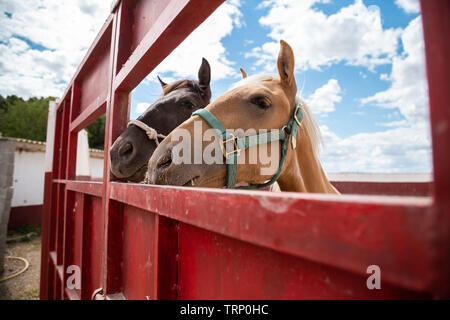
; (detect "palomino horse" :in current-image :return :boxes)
[147,41,338,194]
[110,58,211,182]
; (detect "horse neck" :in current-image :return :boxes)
[278,125,338,194]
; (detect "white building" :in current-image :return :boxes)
[3,134,104,230]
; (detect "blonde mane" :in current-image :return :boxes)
[231,74,322,156]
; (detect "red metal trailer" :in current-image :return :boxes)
[40,0,449,300]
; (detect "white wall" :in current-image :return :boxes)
[11,144,104,207]
[12,150,46,207]
[89,157,104,179]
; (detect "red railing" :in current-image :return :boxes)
[40,0,449,300]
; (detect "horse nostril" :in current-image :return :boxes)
[157,151,172,169]
[119,142,133,157]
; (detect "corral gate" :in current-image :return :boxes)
[40,0,449,300]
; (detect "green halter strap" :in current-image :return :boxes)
[191,103,304,189]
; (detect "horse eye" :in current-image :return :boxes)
[181,100,194,109]
[251,96,271,109]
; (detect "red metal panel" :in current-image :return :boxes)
[57,16,114,110]
[61,84,81,296]
[114,0,225,91]
[8,205,43,230]
[102,200,124,294]
[49,183,58,253]
[332,181,431,197]
[121,205,158,299]
[66,181,103,198]
[72,193,85,298]
[178,223,430,299]
[420,0,450,298]
[70,99,106,133]
[62,189,75,298]
[421,0,450,203]
[54,270,62,300]
[47,260,56,300]
[109,183,434,292]
[128,1,171,55]
[78,53,110,116]
[155,216,178,300]
[81,196,104,299]
[51,108,63,179]
[39,172,53,299]
[120,209,178,300]
[101,1,131,297]
[55,184,66,266]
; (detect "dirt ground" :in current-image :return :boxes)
[0,233,41,300]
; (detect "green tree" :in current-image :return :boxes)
[0,95,54,141]
[0,95,106,150]
[86,115,106,150]
[0,95,7,112]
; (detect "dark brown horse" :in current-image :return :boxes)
[110,58,211,182]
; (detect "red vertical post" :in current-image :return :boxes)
[80,194,93,300]
[420,0,450,298]
[39,172,53,299]
[156,217,178,299]
[101,2,130,296]
[62,83,80,298]
[55,100,70,268]
[40,100,62,300]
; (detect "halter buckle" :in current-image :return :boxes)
[220,133,241,158]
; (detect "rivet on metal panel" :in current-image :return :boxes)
[171,284,181,292]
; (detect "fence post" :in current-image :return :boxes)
[420,0,450,298]
[40,99,57,299]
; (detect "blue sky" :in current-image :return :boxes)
[0,0,431,173]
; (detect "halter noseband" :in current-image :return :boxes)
[191,102,304,189]
[128,119,167,145]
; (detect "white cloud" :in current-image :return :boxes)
[247,0,402,72]
[135,102,151,114]
[320,123,431,173]
[0,0,110,98]
[306,79,342,114]
[361,17,429,126]
[149,1,242,83]
[0,1,243,98]
[318,16,431,173]
[380,73,390,81]
[395,0,420,14]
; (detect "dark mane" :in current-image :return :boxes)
[163,79,199,95]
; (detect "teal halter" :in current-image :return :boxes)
[191,102,304,189]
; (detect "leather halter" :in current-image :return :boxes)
[191,102,304,189]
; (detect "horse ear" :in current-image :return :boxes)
[240,68,248,79]
[198,58,211,88]
[277,40,296,89]
[157,75,168,88]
